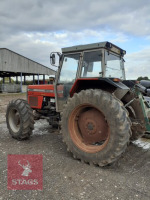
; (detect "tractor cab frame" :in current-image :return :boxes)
[51,42,127,112]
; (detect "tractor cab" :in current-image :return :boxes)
[50,41,126,111]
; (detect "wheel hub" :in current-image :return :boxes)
[85,120,97,135]
[78,108,108,144]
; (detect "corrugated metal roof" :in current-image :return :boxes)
[0,48,56,77]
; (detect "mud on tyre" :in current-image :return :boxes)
[61,89,131,167]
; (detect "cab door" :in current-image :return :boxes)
[55,53,81,112]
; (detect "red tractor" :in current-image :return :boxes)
[6,42,150,166]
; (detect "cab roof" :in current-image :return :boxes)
[62,41,126,56]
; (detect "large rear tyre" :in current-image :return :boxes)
[6,99,34,140]
[61,89,131,166]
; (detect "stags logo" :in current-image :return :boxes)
[7,155,43,190]
[18,159,32,177]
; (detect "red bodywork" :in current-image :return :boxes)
[27,78,115,110]
[28,85,55,109]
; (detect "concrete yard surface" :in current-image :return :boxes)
[0,93,150,200]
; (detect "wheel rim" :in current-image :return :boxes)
[8,108,21,133]
[68,104,110,153]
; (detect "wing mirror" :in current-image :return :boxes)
[50,53,56,65]
[50,52,62,67]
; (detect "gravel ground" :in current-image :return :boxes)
[0,93,150,200]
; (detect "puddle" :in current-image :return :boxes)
[133,138,150,150]
[33,119,50,136]
[33,119,58,136]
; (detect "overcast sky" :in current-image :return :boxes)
[0,0,150,79]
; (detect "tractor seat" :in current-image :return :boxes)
[140,80,150,88]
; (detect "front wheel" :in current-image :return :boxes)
[6,99,34,140]
[61,89,131,166]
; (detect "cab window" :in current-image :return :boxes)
[59,53,80,83]
[81,50,102,77]
[105,52,124,79]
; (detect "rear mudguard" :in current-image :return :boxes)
[70,78,129,99]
